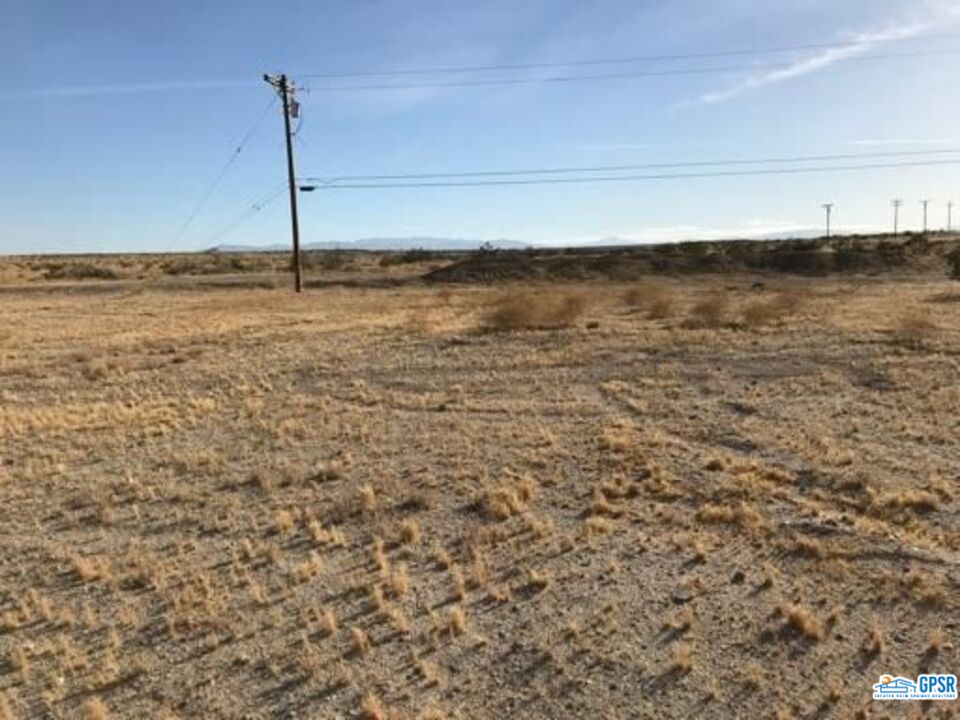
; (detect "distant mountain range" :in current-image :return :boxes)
[209,229,837,254]
[210,237,530,252]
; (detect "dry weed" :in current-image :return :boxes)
[685,290,730,328]
[623,284,674,318]
[483,288,589,331]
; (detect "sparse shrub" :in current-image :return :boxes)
[477,478,536,520]
[359,484,376,512]
[448,606,466,636]
[300,250,350,272]
[350,626,371,655]
[379,248,436,266]
[82,697,111,720]
[388,565,409,597]
[927,627,947,655]
[483,288,588,331]
[42,262,120,281]
[274,509,295,534]
[398,519,421,545]
[871,489,939,514]
[527,569,550,593]
[319,607,337,635]
[450,566,466,601]
[71,554,110,583]
[294,553,323,583]
[669,643,693,673]
[743,662,764,690]
[865,615,885,656]
[893,311,938,349]
[696,502,763,528]
[360,694,386,720]
[623,284,674,318]
[792,536,826,559]
[781,604,823,640]
[598,427,632,454]
[685,290,730,328]
[584,515,613,538]
[8,646,30,679]
[740,291,803,328]
[162,254,267,276]
[947,247,960,280]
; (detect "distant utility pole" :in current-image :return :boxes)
[948,201,954,232]
[892,199,902,236]
[822,203,834,238]
[921,199,930,234]
[263,73,303,293]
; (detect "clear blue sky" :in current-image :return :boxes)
[3,0,960,253]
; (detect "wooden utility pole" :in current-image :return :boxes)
[264,73,303,292]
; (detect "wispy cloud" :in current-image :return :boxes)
[0,79,257,101]
[851,137,957,146]
[692,20,934,106]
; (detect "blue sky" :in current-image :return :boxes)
[3,0,960,253]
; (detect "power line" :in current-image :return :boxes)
[299,48,960,92]
[301,148,960,184]
[203,185,286,246]
[172,95,277,244]
[300,158,960,190]
[296,34,960,79]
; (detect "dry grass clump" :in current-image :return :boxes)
[740,291,804,328]
[685,290,730,328]
[359,484,377,512]
[871,488,939,514]
[583,515,613,539]
[350,626,371,655]
[927,627,948,655]
[598,427,633,454]
[82,697,111,720]
[903,568,948,607]
[483,288,589,331]
[696,502,763,528]
[623,284,675,318]
[742,662,764,690]
[448,606,467,636]
[527,569,551,593]
[274,508,295,534]
[781,604,823,641]
[71,554,111,583]
[398,518,422,545]
[42,262,120,281]
[477,476,537,520]
[864,615,885,656]
[360,694,387,720]
[668,643,693,673]
[388,564,410,597]
[894,311,939,348]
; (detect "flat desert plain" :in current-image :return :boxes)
[1,274,958,719]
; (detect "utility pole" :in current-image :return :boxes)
[264,73,302,293]
[822,203,834,238]
[921,199,930,234]
[892,199,902,236]
[948,201,954,232]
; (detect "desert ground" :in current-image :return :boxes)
[1,250,959,719]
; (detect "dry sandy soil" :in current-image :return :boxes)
[0,270,959,719]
